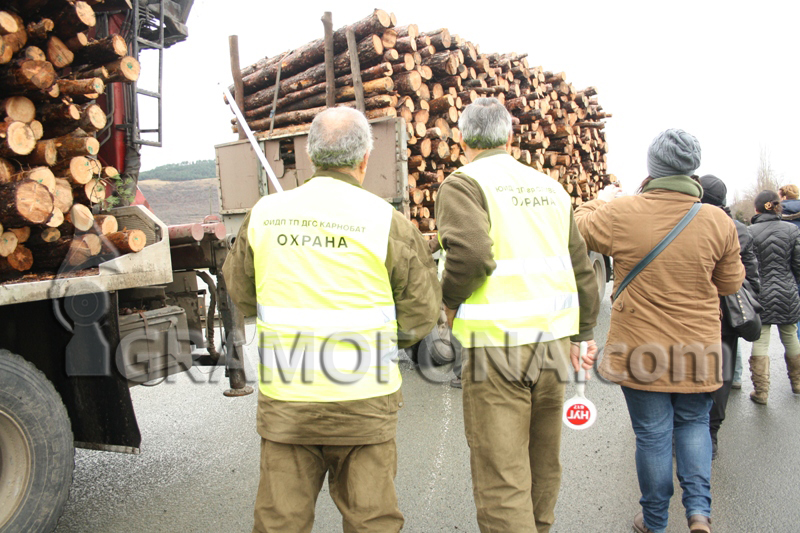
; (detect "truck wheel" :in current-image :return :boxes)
[0,350,74,533]
[592,254,607,302]
[418,320,457,366]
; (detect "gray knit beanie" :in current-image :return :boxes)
[647,129,702,178]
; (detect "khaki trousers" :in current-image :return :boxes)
[462,339,570,533]
[252,438,403,533]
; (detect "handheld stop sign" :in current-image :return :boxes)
[563,341,597,430]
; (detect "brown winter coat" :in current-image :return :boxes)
[574,188,745,393]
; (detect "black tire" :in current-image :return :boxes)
[591,253,607,302]
[405,342,420,364]
[0,350,74,533]
[418,319,458,366]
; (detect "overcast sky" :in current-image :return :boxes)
[137,0,799,198]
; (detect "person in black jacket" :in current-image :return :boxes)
[748,190,800,404]
[779,184,800,342]
[699,175,760,457]
[779,184,800,230]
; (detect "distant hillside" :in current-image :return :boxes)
[140,160,215,181]
[138,178,220,226]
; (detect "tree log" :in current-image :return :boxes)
[53,1,96,40]
[45,206,63,228]
[0,180,53,225]
[8,226,29,244]
[242,35,383,110]
[22,46,46,61]
[392,70,422,95]
[3,167,55,193]
[28,120,42,141]
[25,18,54,40]
[73,34,127,66]
[57,77,104,96]
[52,177,73,212]
[65,32,88,52]
[241,9,393,95]
[245,62,393,119]
[53,134,99,158]
[46,36,73,68]
[37,100,80,127]
[421,29,451,51]
[0,96,35,122]
[78,103,106,133]
[0,230,17,257]
[0,121,35,157]
[394,24,419,39]
[17,139,56,166]
[66,203,93,231]
[246,95,396,131]
[93,214,117,235]
[73,178,105,204]
[0,243,32,274]
[279,76,394,113]
[2,12,25,55]
[27,226,60,247]
[97,56,139,83]
[0,11,19,36]
[0,59,57,91]
[0,158,12,181]
[105,229,146,253]
[395,36,417,53]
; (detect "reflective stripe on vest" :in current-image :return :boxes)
[449,153,580,348]
[248,177,401,402]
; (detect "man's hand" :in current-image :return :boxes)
[597,185,620,203]
[444,305,458,329]
[570,340,598,379]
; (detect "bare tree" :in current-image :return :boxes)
[730,148,782,224]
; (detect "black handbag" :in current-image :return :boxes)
[721,282,762,342]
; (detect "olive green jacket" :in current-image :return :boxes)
[435,149,600,342]
[222,170,440,445]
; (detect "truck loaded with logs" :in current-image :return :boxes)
[0,2,259,532]
[219,8,613,367]
[0,4,614,531]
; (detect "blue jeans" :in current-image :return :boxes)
[621,387,713,533]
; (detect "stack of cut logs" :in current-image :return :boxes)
[230,9,616,233]
[0,2,145,280]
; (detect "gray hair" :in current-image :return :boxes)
[307,107,373,170]
[458,98,512,150]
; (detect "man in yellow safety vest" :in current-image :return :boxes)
[223,107,440,533]
[435,97,601,533]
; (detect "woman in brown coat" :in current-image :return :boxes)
[574,130,744,533]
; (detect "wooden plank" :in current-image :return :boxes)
[345,28,365,113]
[228,35,246,141]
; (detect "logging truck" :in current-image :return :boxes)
[0,2,260,532]
[214,116,611,366]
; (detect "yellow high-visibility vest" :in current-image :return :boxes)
[449,153,580,348]
[248,176,401,402]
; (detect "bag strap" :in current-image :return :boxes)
[612,202,703,302]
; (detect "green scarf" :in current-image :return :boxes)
[642,175,703,198]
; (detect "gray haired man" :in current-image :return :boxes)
[435,98,600,532]
[223,107,440,533]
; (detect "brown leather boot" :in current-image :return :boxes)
[784,353,800,394]
[688,514,711,532]
[749,355,770,404]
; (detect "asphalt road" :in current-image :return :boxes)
[54,286,800,532]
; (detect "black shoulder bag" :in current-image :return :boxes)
[721,282,762,341]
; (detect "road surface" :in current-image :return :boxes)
[54,287,800,532]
